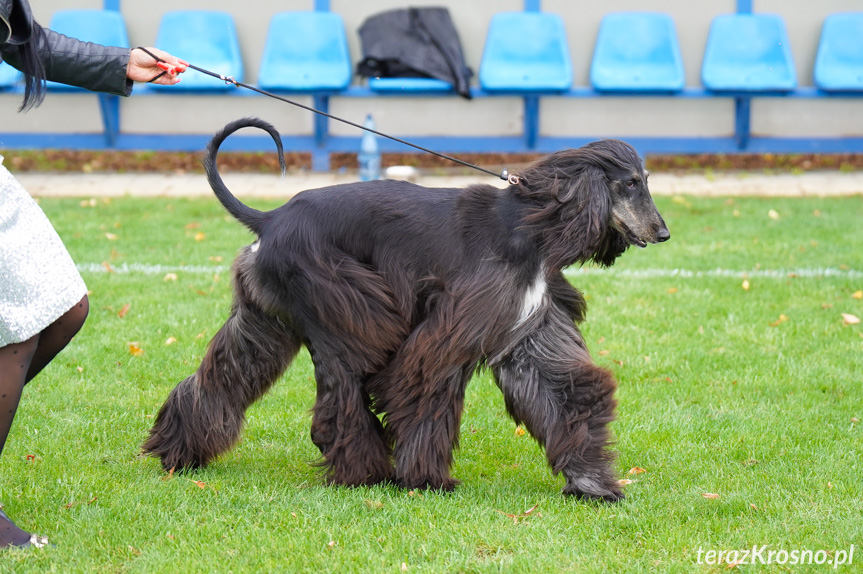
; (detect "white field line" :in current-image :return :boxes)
[565,267,863,279]
[76,262,863,279]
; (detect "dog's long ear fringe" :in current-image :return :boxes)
[517,159,612,272]
[204,117,286,235]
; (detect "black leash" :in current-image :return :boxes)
[135,47,521,184]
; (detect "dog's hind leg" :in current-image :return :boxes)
[306,336,395,487]
[143,291,300,472]
[295,258,409,487]
[491,305,623,501]
[368,294,484,492]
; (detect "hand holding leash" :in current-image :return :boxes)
[129,47,188,85]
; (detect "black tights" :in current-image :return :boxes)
[0,295,88,547]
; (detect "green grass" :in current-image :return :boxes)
[2,194,861,573]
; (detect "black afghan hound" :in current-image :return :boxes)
[143,117,669,501]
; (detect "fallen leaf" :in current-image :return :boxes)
[401,563,408,572]
[851,417,860,424]
[514,427,526,437]
[842,313,860,325]
[328,540,336,548]
[185,222,201,230]
[667,287,678,294]
[77,366,84,373]
[741,279,750,291]
[628,467,647,475]
[495,503,540,525]
[128,343,144,357]
[827,482,834,489]
[702,492,720,499]
[767,209,779,220]
[105,232,118,241]
[769,314,788,327]
[813,209,822,217]
[164,273,178,282]
[101,261,115,273]
[364,499,384,511]
[64,496,98,510]
[618,479,633,486]
[162,467,176,481]
[750,503,758,510]
[599,350,610,356]
[852,291,862,300]
[194,232,206,242]
[80,198,98,208]
[25,454,36,462]
[118,304,130,318]
[165,337,178,346]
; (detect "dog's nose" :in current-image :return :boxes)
[656,227,670,242]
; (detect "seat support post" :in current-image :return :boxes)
[312,94,331,171]
[734,96,751,150]
[524,95,540,150]
[98,93,120,148]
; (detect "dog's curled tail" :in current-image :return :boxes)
[203,117,286,235]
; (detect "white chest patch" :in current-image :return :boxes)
[518,273,547,325]
[250,241,260,253]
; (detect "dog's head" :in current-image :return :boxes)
[515,139,669,269]
[584,139,670,250]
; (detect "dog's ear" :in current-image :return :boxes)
[557,164,612,265]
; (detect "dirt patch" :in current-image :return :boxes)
[2,148,863,174]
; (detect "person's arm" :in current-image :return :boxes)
[1,27,186,95]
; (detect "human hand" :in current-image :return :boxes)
[127,47,189,85]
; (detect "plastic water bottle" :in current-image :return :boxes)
[358,114,381,181]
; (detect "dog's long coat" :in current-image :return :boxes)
[143,117,669,500]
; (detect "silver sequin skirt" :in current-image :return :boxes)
[0,156,87,346]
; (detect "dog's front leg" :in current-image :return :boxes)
[491,307,623,501]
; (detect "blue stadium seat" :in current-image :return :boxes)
[258,11,351,91]
[701,14,796,92]
[479,12,572,92]
[0,62,19,88]
[590,12,684,93]
[47,9,129,91]
[814,13,863,92]
[152,11,243,91]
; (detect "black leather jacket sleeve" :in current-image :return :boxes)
[1,24,133,96]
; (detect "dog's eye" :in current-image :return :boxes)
[626,180,637,189]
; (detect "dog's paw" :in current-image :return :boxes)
[562,476,624,502]
[398,477,461,493]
